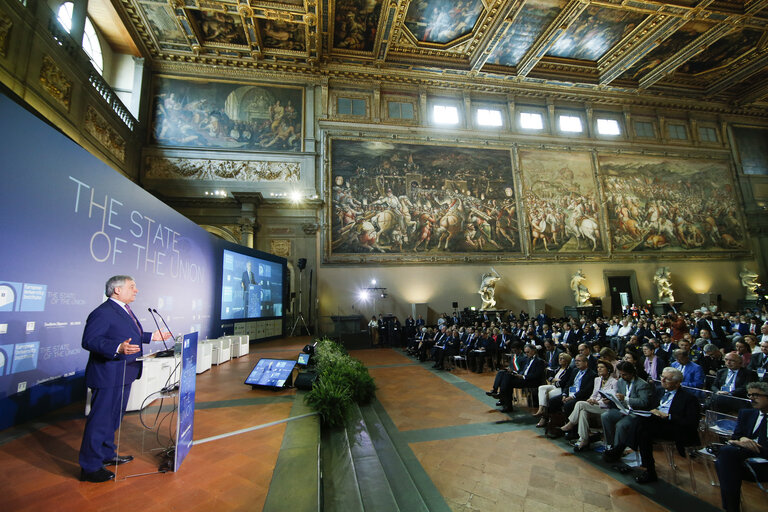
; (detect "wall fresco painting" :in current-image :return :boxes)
[619,20,711,81]
[519,150,603,253]
[547,6,645,61]
[404,0,484,44]
[141,3,187,44]
[333,0,384,51]
[188,9,247,46]
[257,19,306,51]
[331,140,520,254]
[150,77,303,151]
[600,156,746,252]
[677,29,763,75]
[486,0,564,67]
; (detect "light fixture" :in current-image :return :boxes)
[290,190,302,203]
[371,278,377,285]
[358,290,370,301]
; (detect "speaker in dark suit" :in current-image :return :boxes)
[78,276,171,483]
[715,382,768,511]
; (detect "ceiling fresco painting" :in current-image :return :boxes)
[332,0,385,51]
[257,19,306,51]
[486,0,565,68]
[618,20,712,81]
[404,0,485,44]
[546,6,646,61]
[188,9,248,46]
[112,0,768,108]
[676,28,764,75]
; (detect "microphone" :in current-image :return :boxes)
[153,308,176,343]
[149,308,174,358]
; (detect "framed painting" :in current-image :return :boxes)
[519,149,604,253]
[328,139,521,260]
[150,76,304,152]
[599,155,747,253]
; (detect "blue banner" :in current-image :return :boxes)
[175,332,198,470]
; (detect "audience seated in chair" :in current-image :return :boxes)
[562,359,618,451]
[538,354,596,432]
[496,344,546,413]
[532,352,574,418]
[602,361,654,462]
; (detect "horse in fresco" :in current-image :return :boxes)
[565,212,600,251]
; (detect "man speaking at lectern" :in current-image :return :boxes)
[78,275,171,483]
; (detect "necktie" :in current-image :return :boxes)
[661,390,671,403]
[125,304,141,333]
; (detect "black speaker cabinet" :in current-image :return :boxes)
[294,371,317,390]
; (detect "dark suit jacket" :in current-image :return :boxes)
[731,408,768,458]
[82,299,152,389]
[561,368,596,400]
[711,367,756,398]
[543,349,562,370]
[518,356,546,386]
[748,353,768,372]
[650,387,701,452]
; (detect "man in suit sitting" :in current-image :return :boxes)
[670,348,705,389]
[79,275,171,483]
[540,354,595,431]
[710,351,756,412]
[602,361,654,462]
[633,367,701,483]
[715,381,768,511]
[748,340,768,382]
[496,343,546,413]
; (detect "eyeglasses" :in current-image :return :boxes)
[747,393,768,398]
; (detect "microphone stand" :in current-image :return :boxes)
[150,308,175,358]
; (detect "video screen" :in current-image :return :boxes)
[244,358,296,388]
[297,353,310,366]
[221,249,283,320]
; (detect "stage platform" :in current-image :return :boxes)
[0,339,764,511]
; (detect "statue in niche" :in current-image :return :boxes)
[740,267,761,300]
[570,269,592,306]
[479,268,501,310]
[653,267,675,303]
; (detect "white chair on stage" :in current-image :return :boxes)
[196,340,213,374]
[211,337,232,365]
[230,335,250,358]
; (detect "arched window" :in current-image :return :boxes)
[56,2,104,75]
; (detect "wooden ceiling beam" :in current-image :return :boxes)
[469,0,526,72]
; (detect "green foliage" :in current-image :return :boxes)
[303,337,377,425]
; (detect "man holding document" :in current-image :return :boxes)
[601,361,653,462]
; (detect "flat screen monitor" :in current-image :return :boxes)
[297,353,310,366]
[244,358,296,388]
[221,248,284,320]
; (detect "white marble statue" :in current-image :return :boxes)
[653,267,675,303]
[740,267,761,300]
[479,268,501,310]
[570,269,591,306]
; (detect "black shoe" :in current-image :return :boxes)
[634,470,658,484]
[80,467,115,483]
[602,447,623,463]
[572,443,589,453]
[486,390,496,396]
[500,406,514,413]
[103,454,134,466]
[495,401,503,406]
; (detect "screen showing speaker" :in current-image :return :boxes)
[220,249,284,321]
[244,358,296,388]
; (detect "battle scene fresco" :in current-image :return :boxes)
[150,77,303,151]
[330,140,520,255]
[188,10,247,46]
[599,156,746,252]
[519,150,603,253]
[486,0,564,68]
[257,19,306,51]
[677,29,763,75]
[619,20,712,81]
[333,0,384,51]
[404,0,484,44]
[547,6,645,61]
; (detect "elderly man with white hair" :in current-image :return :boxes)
[632,366,701,483]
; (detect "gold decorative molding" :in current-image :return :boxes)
[84,106,126,162]
[270,239,291,258]
[144,156,301,182]
[0,8,11,57]
[39,55,72,111]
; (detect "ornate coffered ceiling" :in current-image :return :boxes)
[115,0,768,109]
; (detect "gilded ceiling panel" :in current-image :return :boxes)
[403,0,484,45]
[546,6,646,61]
[257,18,306,51]
[486,0,565,68]
[188,9,248,46]
[676,28,763,75]
[140,3,187,44]
[618,20,712,81]
[332,0,384,52]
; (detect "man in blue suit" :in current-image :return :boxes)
[78,275,171,483]
[716,381,768,511]
[670,349,705,389]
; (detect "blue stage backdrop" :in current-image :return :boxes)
[0,93,219,429]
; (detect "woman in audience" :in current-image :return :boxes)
[599,347,619,376]
[735,339,752,367]
[622,351,649,381]
[533,353,573,417]
[561,359,617,452]
[642,342,664,381]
